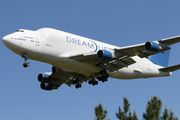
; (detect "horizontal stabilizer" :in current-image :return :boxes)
[159,64,180,72]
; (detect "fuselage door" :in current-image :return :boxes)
[35,38,40,46]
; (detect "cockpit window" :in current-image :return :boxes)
[16,30,24,32]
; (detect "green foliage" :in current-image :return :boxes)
[94,95,178,120]
[161,107,169,120]
[124,97,130,114]
[143,95,162,120]
[167,108,178,120]
[142,96,178,120]
[116,96,138,120]
[95,103,108,120]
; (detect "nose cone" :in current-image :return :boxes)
[2,34,20,51]
[2,35,10,46]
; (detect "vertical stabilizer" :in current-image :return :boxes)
[149,49,170,67]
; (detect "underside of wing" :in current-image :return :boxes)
[38,67,91,90]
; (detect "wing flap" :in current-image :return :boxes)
[106,57,136,72]
[159,64,180,72]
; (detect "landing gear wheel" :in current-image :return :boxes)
[91,79,98,86]
[88,80,92,85]
[23,62,30,68]
[73,79,79,85]
[98,77,102,81]
[95,81,98,85]
[73,80,76,85]
[101,76,106,83]
[75,84,82,89]
[102,79,105,83]
[105,77,108,82]
[105,74,109,78]
[75,84,79,89]
[99,69,109,83]
[22,54,29,68]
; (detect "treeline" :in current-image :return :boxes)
[94,95,178,120]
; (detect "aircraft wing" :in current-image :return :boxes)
[159,35,180,45]
[108,35,180,59]
[70,35,180,72]
[70,53,136,72]
[41,67,91,90]
[115,35,180,58]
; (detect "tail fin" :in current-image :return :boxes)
[149,49,171,67]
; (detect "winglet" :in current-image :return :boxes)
[159,64,180,72]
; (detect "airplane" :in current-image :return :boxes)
[2,28,180,90]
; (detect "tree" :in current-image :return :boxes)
[142,95,178,120]
[167,108,178,120]
[95,103,108,120]
[161,107,169,120]
[143,95,162,120]
[94,95,178,120]
[116,96,138,120]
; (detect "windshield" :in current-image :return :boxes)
[16,30,24,32]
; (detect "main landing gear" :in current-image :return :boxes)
[22,54,30,68]
[73,79,82,89]
[98,69,109,82]
[88,69,109,86]
[88,77,98,86]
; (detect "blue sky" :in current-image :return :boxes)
[1,1,180,120]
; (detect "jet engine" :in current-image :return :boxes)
[38,73,52,83]
[145,41,161,52]
[40,83,58,90]
[97,50,113,60]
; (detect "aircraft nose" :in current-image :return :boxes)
[2,35,9,45]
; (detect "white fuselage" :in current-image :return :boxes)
[2,28,171,79]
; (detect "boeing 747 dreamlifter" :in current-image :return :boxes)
[2,28,180,90]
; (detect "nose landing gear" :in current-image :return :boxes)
[23,62,30,68]
[22,54,30,68]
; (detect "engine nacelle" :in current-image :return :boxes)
[38,73,52,83]
[40,83,54,90]
[97,50,113,60]
[145,41,160,52]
